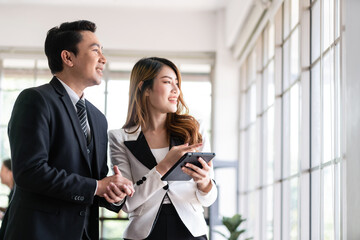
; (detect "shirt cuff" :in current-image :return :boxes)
[94,180,98,196]
[112,198,126,206]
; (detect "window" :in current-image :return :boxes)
[238,0,343,239]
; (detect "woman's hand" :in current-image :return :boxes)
[156,143,202,176]
[181,158,213,193]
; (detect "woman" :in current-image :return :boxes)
[109,57,217,240]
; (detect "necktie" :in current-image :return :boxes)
[76,99,89,142]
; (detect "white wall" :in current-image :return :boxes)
[225,0,255,48]
[0,4,216,52]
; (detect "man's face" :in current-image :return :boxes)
[0,164,11,186]
[71,31,106,88]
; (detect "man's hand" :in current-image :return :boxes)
[96,166,135,203]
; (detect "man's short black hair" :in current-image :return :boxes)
[44,20,97,74]
[2,159,11,171]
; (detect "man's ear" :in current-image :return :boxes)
[60,50,74,67]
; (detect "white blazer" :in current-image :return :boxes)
[108,125,218,240]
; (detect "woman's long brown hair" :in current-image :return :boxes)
[123,57,202,145]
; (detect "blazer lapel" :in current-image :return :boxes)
[124,132,157,170]
[124,132,185,170]
[50,78,91,169]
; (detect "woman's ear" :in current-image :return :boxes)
[138,81,150,96]
[60,50,74,68]
[137,81,143,92]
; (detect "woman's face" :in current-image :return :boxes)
[146,65,180,115]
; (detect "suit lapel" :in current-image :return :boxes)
[124,132,184,170]
[50,78,91,171]
[86,104,100,178]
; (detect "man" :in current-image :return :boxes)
[0,159,14,203]
[0,20,134,240]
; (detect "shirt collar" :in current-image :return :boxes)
[56,77,85,108]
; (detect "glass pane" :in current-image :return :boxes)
[268,61,275,107]
[283,91,290,177]
[291,0,299,30]
[264,61,275,109]
[334,163,341,240]
[274,98,282,181]
[323,0,335,51]
[283,39,290,90]
[311,0,321,62]
[290,28,300,84]
[241,63,248,91]
[249,84,257,123]
[282,91,291,178]
[0,90,21,125]
[311,61,321,167]
[182,81,212,131]
[290,84,300,175]
[106,79,130,130]
[249,51,257,86]
[264,107,274,184]
[0,127,10,160]
[240,132,247,191]
[248,191,260,240]
[240,94,247,129]
[257,74,262,116]
[3,59,35,69]
[265,186,274,240]
[2,76,35,90]
[290,178,299,240]
[335,0,340,38]
[335,44,341,159]
[311,170,321,240]
[284,0,291,39]
[263,67,269,111]
[263,27,269,66]
[323,166,335,240]
[101,220,129,239]
[248,125,258,189]
[282,178,299,240]
[35,77,50,86]
[322,50,335,163]
[269,22,275,59]
[217,168,237,217]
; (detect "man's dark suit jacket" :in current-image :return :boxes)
[0,77,120,240]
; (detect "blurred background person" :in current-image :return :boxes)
[0,159,13,203]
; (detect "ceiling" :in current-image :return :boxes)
[0,0,227,11]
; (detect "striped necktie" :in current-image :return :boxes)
[76,99,89,142]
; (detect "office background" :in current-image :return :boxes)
[0,0,359,239]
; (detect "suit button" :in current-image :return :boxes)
[163,185,169,190]
[80,211,86,216]
[142,176,147,181]
[80,196,84,201]
[87,149,90,154]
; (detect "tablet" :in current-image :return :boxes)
[161,152,215,181]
